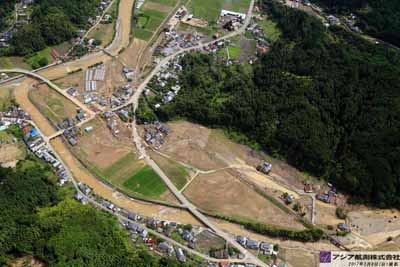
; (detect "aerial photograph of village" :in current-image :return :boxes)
[0,0,399,266]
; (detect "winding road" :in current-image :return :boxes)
[0,0,275,265]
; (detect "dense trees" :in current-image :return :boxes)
[0,0,15,32]
[149,2,400,208]
[315,0,400,46]
[0,158,191,266]
[3,0,100,55]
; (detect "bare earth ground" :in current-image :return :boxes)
[143,1,172,13]
[29,83,78,125]
[0,145,24,166]
[73,117,133,170]
[9,256,44,267]
[279,248,318,267]
[161,121,227,170]
[120,38,151,71]
[348,209,400,246]
[315,201,344,227]
[184,170,305,230]
[52,137,199,224]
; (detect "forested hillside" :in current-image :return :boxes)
[149,1,400,207]
[314,0,400,46]
[1,0,100,56]
[0,0,15,32]
[0,157,190,266]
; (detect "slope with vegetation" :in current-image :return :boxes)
[0,156,192,267]
[142,1,400,208]
[1,0,101,56]
[0,0,16,32]
[314,0,400,46]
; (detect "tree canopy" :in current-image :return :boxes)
[0,157,192,266]
[315,0,400,46]
[4,0,101,56]
[147,1,400,208]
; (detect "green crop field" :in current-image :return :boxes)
[228,45,241,59]
[123,165,167,198]
[187,0,251,23]
[149,151,190,190]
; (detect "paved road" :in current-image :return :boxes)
[20,119,254,265]
[0,68,95,116]
[124,1,270,266]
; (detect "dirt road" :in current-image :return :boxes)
[13,79,56,136]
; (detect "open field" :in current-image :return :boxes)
[123,165,168,198]
[0,130,26,167]
[134,0,177,41]
[280,248,317,267]
[196,230,226,254]
[187,0,251,23]
[0,85,15,111]
[73,118,175,201]
[51,137,199,224]
[348,209,400,246]
[29,83,78,125]
[149,150,191,190]
[73,118,135,170]
[315,201,344,227]
[0,56,29,69]
[184,170,305,230]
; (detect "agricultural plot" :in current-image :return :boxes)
[72,118,170,200]
[123,165,167,198]
[134,0,177,41]
[184,170,305,230]
[187,0,251,23]
[29,84,78,125]
[149,150,191,190]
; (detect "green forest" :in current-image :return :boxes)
[0,157,190,266]
[314,0,400,46]
[142,1,400,208]
[0,0,15,32]
[0,0,100,56]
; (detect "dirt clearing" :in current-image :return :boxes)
[73,117,134,170]
[184,170,305,230]
[29,83,79,125]
[348,209,400,245]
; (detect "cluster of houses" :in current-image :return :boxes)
[247,20,270,55]
[144,121,171,150]
[148,57,183,108]
[236,236,276,256]
[0,0,35,48]
[157,29,204,57]
[1,107,70,185]
[111,84,134,107]
[344,13,361,33]
[103,111,122,136]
